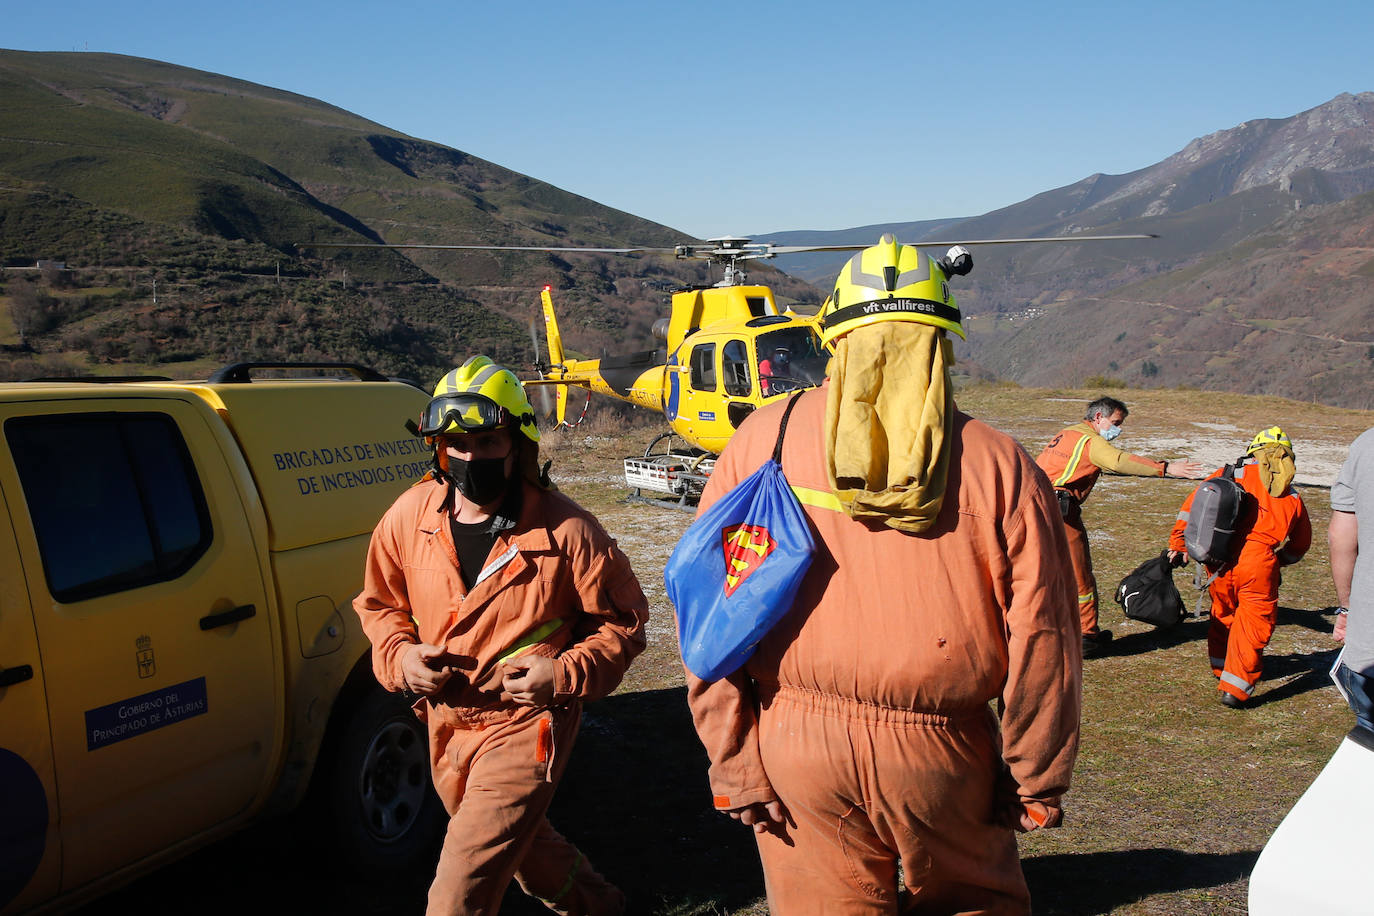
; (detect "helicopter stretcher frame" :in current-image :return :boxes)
[622,451,717,511]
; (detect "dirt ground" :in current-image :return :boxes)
[80,383,1373,915]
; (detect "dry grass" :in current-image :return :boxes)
[87,382,1372,915]
[541,382,1371,915]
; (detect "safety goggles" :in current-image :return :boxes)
[417,393,510,437]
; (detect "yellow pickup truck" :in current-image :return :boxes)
[0,364,444,913]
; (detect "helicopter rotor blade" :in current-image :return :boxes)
[303,233,1157,257]
[762,233,1158,255]
[529,320,544,370]
[304,242,682,253]
[531,380,556,418]
[527,320,556,418]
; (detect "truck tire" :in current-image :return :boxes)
[324,683,446,871]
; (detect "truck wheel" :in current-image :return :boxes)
[326,684,446,871]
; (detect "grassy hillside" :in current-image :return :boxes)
[82,383,1374,915]
[0,50,823,383]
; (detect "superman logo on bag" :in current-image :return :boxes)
[721,523,777,597]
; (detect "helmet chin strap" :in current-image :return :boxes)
[430,447,455,515]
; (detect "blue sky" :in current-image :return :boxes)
[5,1,1373,240]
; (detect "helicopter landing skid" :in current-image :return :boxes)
[623,452,715,511]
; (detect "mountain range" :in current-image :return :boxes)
[1,50,1370,407]
[764,93,1374,407]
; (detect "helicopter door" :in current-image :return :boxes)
[681,342,718,429]
[721,339,757,429]
[721,340,753,397]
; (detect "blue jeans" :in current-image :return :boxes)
[1335,662,1374,731]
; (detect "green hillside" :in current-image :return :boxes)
[0,50,819,385]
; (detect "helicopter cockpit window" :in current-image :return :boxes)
[722,340,752,397]
[690,343,717,391]
[757,327,827,394]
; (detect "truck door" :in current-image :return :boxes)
[0,484,61,913]
[0,398,277,893]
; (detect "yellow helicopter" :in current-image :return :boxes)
[528,239,829,505]
[313,232,1153,506]
[532,240,828,444]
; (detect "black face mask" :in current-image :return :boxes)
[446,455,510,506]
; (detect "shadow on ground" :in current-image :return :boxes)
[1098,616,1210,658]
[81,686,764,916]
[1024,848,1257,915]
[502,686,765,914]
[75,685,1293,914]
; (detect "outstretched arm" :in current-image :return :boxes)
[1164,459,1206,479]
[1085,437,1167,477]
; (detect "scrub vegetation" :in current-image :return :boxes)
[0,51,820,388]
[83,383,1374,915]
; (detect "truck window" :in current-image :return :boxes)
[6,413,212,602]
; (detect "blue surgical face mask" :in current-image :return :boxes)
[1100,422,1121,442]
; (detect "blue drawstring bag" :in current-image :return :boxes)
[665,395,815,680]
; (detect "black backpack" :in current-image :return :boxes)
[1114,551,1185,628]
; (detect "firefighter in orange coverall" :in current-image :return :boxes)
[684,237,1081,915]
[1035,398,1204,657]
[1169,427,1311,708]
[354,357,648,916]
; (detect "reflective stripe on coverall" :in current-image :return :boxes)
[355,479,648,916]
[1169,462,1311,701]
[687,387,1081,915]
[1035,423,1166,636]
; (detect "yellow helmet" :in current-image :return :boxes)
[419,356,540,444]
[1247,426,1292,454]
[817,234,965,349]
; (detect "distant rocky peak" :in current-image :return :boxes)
[1303,91,1374,129]
[1089,91,1374,215]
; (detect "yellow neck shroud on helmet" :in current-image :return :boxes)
[819,235,962,533]
[825,323,954,532]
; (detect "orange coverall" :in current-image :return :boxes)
[686,389,1081,915]
[1169,461,1311,702]
[354,479,648,916]
[1035,422,1167,636]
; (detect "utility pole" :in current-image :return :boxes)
[152,277,157,304]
